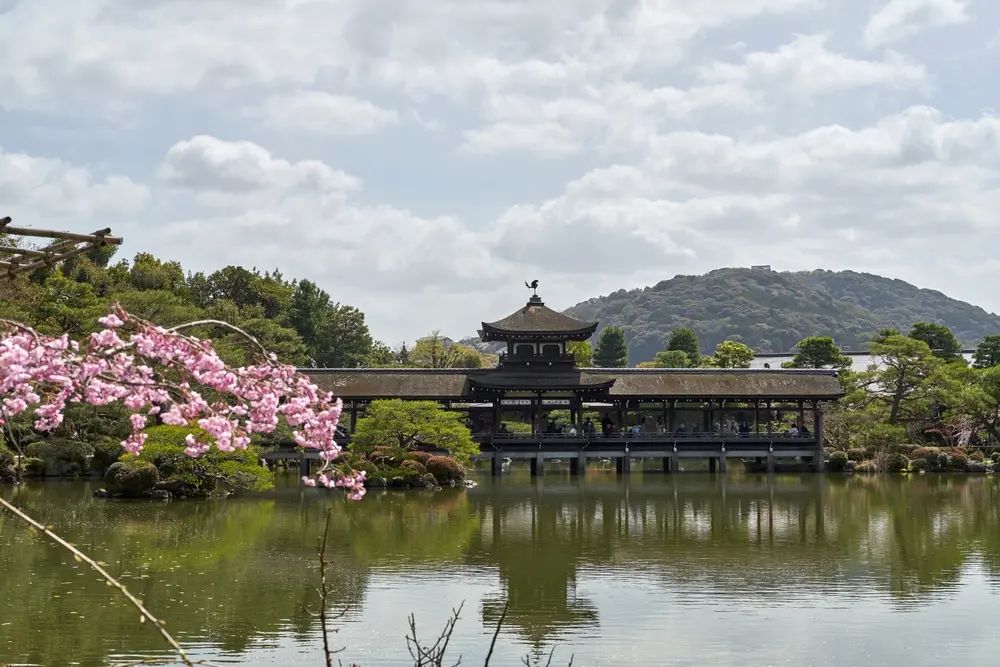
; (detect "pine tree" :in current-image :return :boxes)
[594,327,628,367]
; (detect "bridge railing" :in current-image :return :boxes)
[472,432,815,444]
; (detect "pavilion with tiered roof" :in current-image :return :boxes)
[305,288,843,474]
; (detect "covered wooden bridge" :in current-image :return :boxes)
[302,289,844,475]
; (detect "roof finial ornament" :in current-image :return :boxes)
[525,279,539,297]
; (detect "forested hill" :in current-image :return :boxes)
[564,268,1000,364]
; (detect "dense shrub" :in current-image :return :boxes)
[967,461,987,473]
[404,451,433,465]
[90,437,125,474]
[129,425,272,495]
[425,456,464,484]
[24,439,95,477]
[885,453,909,473]
[827,451,849,472]
[105,460,160,498]
[888,443,919,456]
[369,446,406,467]
[854,460,879,474]
[400,460,427,475]
[970,450,985,462]
[846,448,867,462]
[420,473,439,488]
[0,448,13,470]
[912,447,940,462]
[910,458,928,472]
[949,451,969,471]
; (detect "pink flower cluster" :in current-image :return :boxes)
[0,306,365,499]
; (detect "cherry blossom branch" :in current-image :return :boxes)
[0,304,366,497]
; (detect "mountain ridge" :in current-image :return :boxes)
[560,268,1000,364]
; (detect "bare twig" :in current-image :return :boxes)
[482,599,508,667]
[406,602,464,667]
[166,319,273,361]
[318,508,347,667]
[0,497,195,667]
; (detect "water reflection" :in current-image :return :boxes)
[3,473,1000,666]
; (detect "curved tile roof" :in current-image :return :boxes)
[480,296,598,341]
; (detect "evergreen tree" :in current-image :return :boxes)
[666,328,700,367]
[594,327,628,367]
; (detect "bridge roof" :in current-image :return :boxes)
[480,295,597,342]
[305,368,844,401]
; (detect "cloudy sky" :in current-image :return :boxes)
[1,0,998,345]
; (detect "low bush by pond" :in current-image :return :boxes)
[826,445,1000,474]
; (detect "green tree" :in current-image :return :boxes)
[312,304,374,368]
[666,328,700,367]
[710,340,754,368]
[909,322,962,360]
[287,279,330,348]
[365,341,398,367]
[934,364,1000,442]
[783,336,851,369]
[973,335,1000,368]
[867,334,940,424]
[649,350,690,368]
[871,327,901,345]
[567,340,593,367]
[351,400,479,464]
[593,327,628,367]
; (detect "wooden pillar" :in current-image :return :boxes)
[662,456,672,473]
[350,406,358,432]
[766,400,773,434]
[534,451,545,476]
[814,401,825,472]
[719,453,727,474]
[619,399,627,431]
[708,457,716,474]
[531,396,539,435]
[616,454,631,475]
[571,450,586,476]
[754,400,760,435]
[767,447,775,474]
[492,451,503,476]
[671,446,680,474]
[704,400,712,432]
[798,401,805,430]
[492,399,501,432]
[300,456,310,477]
[668,400,676,433]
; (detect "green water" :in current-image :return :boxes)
[3,472,1000,666]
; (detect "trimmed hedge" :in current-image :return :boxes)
[828,451,849,472]
[105,460,160,498]
[425,456,464,485]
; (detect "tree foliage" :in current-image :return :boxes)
[594,326,628,367]
[783,336,851,369]
[666,328,700,367]
[710,340,754,368]
[350,400,479,464]
[973,335,1000,368]
[567,340,593,367]
[908,322,962,359]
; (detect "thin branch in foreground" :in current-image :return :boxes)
[0,498,196,667]
[317,508,347,667]
[406,602,465,667]
[482,599,508,667]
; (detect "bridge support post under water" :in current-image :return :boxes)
[708,457,716,474]
[570,452,586,476]
[718,455,727,474]
[616,456,631,475]
[299,457,310,477]
[491,451,503,477]
[530,453,544,477]
[766,452,775,474]
[662,457,671,474]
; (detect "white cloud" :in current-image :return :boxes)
[701,34,929,95]
[863,0,971,48]
[243,91,399,136]
[1,0,1000,342]
[0,147,149,220]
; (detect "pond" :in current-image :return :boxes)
[3,471,1000,666]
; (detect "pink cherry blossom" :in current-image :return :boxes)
[0,305,366,499]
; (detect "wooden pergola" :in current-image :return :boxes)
[0,216,123,280]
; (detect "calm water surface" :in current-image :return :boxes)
[3,471,1000,666]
